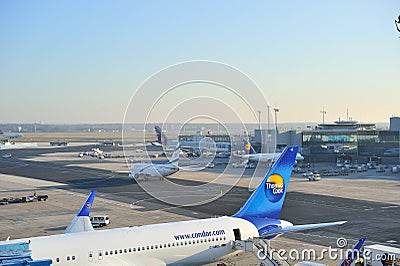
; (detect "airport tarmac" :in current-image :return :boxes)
[0,173,347,265]
[1,143,399,264]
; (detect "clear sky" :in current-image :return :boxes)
[0,1,399,124]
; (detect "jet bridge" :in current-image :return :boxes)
[234,237,291,266]
[0,242,52,266]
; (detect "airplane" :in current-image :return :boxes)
[128,143,180,180]
[0,146,346,265]
[0,129,23,139]
[152,126,231,156]
[235,140,304,164]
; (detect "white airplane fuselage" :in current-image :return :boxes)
[10,216,262,265]
[129,163,178,178]
[238,152,304,163]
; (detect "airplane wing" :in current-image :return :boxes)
[260,221,347,237]
[64,190,96,234]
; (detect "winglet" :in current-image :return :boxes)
[64,190,96,234]
[77,190,96,216]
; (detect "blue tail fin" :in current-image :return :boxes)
[244,140,257,154]
[155,125,168,145]
[77,190,96,216]
[233,146,298,219]
[340,238,366,266]
[154,126,162,144]
[64,190,96,234]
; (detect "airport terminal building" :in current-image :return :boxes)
[302,117,400,163]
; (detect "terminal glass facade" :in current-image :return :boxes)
[302,121,400,163]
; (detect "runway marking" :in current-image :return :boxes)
[380,205,398,209]
[286,198,356,211]
[135,190,224,213]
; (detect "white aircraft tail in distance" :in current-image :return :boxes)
[128,143,180,180]
[0,146,346,265]
[235,140,304,164]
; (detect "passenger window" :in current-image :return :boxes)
[197,240,199,243]
[147,246,149,250]
[89,253,93,258]
[72,256,75,260]
[188,241,191,244]
[56,258,60,262]
[110,251,113,255]
[119,249,122,253]
[67,256,70,261]
[129,248,131,252]
[105,251,108,255]
[115,250,118,254]
[133,248,136,252]
[185,241,187,245]
[124,249,127,253]
[168,243,171,247]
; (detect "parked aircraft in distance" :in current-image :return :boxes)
[129,144,180,180]
[0,146,346,265]
[235,140,304,164]
[152,126,230,155]
[0,129,23,138]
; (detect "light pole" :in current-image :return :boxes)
[274,108,279,133]
[257,110,261,130]
[320,108,326,124]
[267,105,270,131]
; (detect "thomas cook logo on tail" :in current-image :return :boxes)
[85,202,91,208]
[264,174,285,203]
